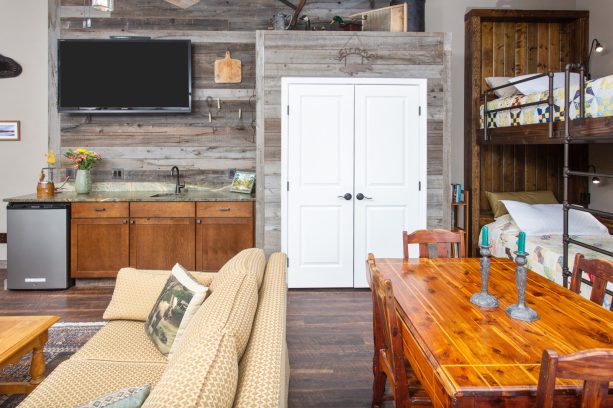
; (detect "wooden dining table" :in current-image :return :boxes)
[373,257,613,408]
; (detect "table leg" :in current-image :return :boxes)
[29,333,47,387]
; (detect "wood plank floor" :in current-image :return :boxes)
[0,270,375,407]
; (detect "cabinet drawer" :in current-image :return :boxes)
[72,202,129,218]
[130,202,195,218]
[197,202,253,218]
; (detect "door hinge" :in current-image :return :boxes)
[286,257,289,267]
[287,105,289,115]
[418,106,422,116]
[419,181,422,191]
[286,181,289,191]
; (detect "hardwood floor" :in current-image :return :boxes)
[0,270,375,407]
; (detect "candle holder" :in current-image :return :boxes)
[505,251,540,322]
[470,245,499,308]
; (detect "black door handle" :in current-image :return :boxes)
[337,193,352,200]
[356,193,372,200]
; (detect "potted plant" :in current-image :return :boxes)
[64,148,102,194]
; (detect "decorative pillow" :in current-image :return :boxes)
[509,72,580,95]
[75,384,150,408]
[485,76,519,98]
[104,268,215,322]
[486,190,558,218]
[500,201,609,236]
[144,263,209,357]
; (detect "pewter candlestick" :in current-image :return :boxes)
[505,251,540,322]
[470,244,499,308]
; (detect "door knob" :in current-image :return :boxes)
[337,193,352,200]
[356,193,372,200]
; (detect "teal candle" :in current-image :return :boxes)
[481,226,489,246]
[517,231,526,253]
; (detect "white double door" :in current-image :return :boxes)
[282,79,426,288]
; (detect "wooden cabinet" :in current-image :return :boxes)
[70,201,253,277]
[71,203,130,278]
[196,202,255,271]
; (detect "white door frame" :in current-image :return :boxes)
[280,77,428,283]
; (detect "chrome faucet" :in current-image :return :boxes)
[170,166,185,194]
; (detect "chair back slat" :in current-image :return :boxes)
[403,229,465,260]
[536,348,613,408]
[570,254,613,311]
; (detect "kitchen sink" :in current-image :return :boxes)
[149,193,186,198]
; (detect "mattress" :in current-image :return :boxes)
[481,214,613,308]
[480,74,613,129]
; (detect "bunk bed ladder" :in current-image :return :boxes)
[562,64,613,298]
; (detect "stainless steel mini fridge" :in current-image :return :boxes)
[7,203,72,289]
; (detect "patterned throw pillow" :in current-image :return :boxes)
[145,263,209,356]
[75,384,150,408]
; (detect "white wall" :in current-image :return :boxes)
[425,0,577,186]
[0,1,49,262]
[582,0,613,210]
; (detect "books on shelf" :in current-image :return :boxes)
[451,183,463,203]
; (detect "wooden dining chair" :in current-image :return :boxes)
[367,254,431,408]
[570,254,613,311]
[536,348,613,408]
[402,229,465,260]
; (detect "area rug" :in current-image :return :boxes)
[0,321,105,408]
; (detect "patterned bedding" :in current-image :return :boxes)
[480,74,613,129]
[481,214,613,308]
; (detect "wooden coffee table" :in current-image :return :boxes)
[0,316,60,394]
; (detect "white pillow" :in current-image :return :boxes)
[509,72,580,95]
[485,76,519,98]
[500,201,609,236]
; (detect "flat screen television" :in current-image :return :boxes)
[58,39,192,113]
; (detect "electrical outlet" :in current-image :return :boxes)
[112,168,124,179]
[228,168,237,179]
[65,168,75,179]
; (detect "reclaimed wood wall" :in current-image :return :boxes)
[256,31,451,253]
[53,0,378,185]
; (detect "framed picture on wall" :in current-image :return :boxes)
[0,121,20,141]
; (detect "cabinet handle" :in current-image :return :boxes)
[122,219,128,224]
[196,219,202,224]
[129,220,136,224]
[94,207,106,212]
[219,208,231,212]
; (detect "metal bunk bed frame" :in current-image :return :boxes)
[481,64,613,298]
[562,64,613,296]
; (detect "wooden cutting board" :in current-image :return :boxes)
[214,50,242,84]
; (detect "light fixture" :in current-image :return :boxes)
[92,0,114,12]
[588,165,601,184]
[586,38,605,79]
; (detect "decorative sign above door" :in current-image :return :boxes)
[0,54,22,79]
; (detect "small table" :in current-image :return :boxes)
[0,316,60,394]
[373,257,613,407]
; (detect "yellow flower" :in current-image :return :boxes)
[76,148,87,153]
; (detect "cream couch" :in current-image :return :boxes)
[19,249,289,408]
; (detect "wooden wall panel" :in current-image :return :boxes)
[257,31,451,254]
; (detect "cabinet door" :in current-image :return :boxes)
[195,217,254,272]
[71,218,130,278]
[130,218,196,270]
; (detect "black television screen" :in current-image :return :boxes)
[58,39,191,113]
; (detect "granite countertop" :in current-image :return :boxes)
[4,190,255,203]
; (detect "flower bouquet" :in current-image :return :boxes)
[64,148,102,194]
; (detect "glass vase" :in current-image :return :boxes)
[75,169,92,194]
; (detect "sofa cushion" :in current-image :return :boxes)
[234,252,289,408]
[18,360,166,408]
[72,321,166,364]
[75,384,150,408]
[142,329,238,408]
[103,268,216,322]
[145,264,209,356]
[210,248,266,292]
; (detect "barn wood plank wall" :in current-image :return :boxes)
[464,10,590,253]
[52,0,379,187]
[256,31,451,254]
